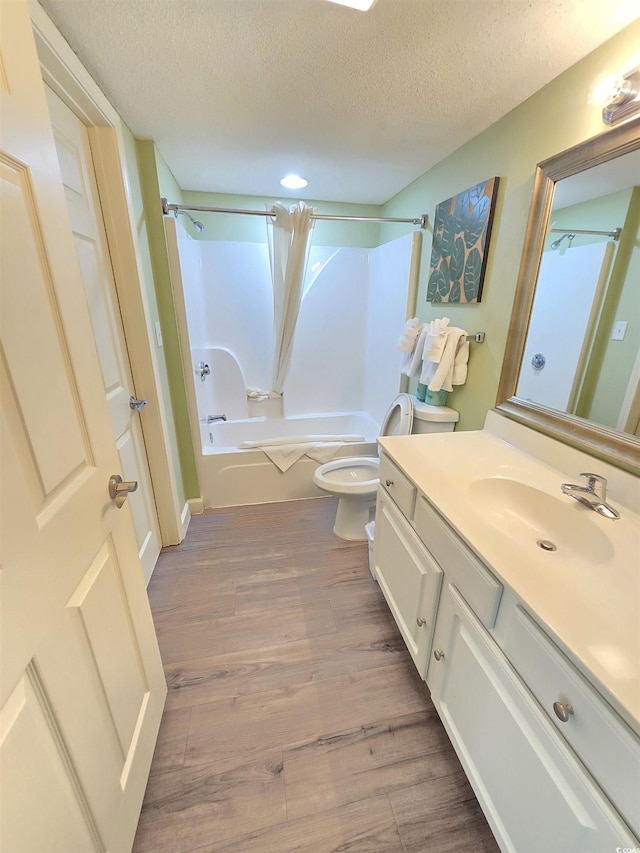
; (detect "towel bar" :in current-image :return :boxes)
[467,332,485,343]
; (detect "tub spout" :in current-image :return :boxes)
[206,414,227,423]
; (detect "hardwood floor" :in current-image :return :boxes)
[133,498,498,852]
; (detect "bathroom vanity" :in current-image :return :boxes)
[373,412,640,852]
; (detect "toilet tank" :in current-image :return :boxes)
[411,399,459,434]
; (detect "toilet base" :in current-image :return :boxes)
[333,495,376,541]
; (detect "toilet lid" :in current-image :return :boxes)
[380,393,413,436]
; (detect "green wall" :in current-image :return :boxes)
[120,127,188,509]
[136,141,199,500]
[181,191,383,247]
[378,20,640,434]
[547,189,632,250]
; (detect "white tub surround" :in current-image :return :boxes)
[374,411,639,851]
[166,222,421,509]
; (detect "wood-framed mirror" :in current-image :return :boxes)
[496,116,640,472]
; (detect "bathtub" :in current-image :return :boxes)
[197,411,379,508]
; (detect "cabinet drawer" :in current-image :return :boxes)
[414,495,502,628]
[379,453,416,520]
[505,605,640,837]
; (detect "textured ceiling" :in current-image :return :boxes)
[39,0,640,204]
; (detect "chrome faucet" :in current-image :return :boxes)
[206,413,227,423]
[560,473,620,520]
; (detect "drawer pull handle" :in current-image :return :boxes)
[553,701,574,722]
[416,617,426,627]
[433,649,445,661]
[385,479,394,487]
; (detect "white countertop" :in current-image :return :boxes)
[379,413,640,734]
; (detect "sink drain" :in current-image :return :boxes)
[537,539,557,551]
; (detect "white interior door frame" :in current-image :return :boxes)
[617,346,640,435]
[30,0,187,545]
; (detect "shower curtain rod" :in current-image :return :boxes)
[161,198,428,229]
[549,226,622,240]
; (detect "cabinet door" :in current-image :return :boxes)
[373,489,442,678]
[428,584,635,853]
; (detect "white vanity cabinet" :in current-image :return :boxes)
[427,583,636,852]
[373,446,640,852]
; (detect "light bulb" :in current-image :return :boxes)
[323,0,378,9]
[280,174,308,190]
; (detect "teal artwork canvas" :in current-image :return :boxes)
[426,177,500,303]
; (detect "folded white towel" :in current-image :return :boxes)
[261,441,347,473]
[238,434,364,449]
[401,324,429,378]
[422,317,450,363]
[397,317,423,353]
[246,387,269,400]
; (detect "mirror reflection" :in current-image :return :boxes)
[516,149,640,437]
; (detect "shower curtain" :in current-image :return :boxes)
[268,201,314,397]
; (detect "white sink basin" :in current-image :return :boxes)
[467,476,614,564]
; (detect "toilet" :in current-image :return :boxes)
[313,393,459,540]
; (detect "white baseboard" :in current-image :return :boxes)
[179,501,192,541]
[180,497,204,541]
[187,496,205,515]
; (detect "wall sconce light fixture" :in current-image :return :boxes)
[602,65,640,125]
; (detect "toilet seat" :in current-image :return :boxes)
[312,457,379,495]
[379,393,414,437]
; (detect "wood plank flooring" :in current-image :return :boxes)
[133,498,499,853]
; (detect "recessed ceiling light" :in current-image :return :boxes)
[323,0,378,9]
[280,174,308,189]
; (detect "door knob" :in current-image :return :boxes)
[553,701,574,723]
[108,474,138,508]
[433,649,445,661]
[416,617,426,627]
[129,396,147,412]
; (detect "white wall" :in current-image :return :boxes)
[517,241,610,411]
[364,233,414,424]
[285,247,369,415]
[177,231,207,348]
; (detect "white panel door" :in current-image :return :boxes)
[44,86,161,585]
[0,3,166,851]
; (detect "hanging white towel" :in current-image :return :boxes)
[238,434,365,473]
[397,317,423,353]
[238,434,364,449]
[452,339,470,386]
[400,324,428,378]
[420,326,469,392]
